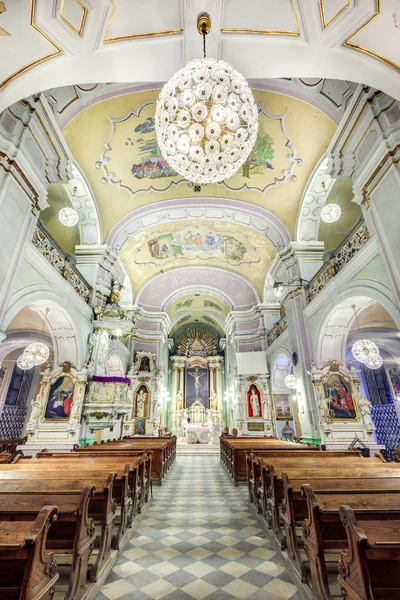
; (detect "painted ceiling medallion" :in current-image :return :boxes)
[59,206,79,227]
[155,13,258,185]
[321,203,341,223]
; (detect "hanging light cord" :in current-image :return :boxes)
[202,24,207,58]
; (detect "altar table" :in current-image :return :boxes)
[184,425,212,444]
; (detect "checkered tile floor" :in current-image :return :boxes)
[96,456,301,600]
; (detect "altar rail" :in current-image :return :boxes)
[307,218,369,303]
[32,221,92,304]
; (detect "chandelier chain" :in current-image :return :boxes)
[202,26,206,58]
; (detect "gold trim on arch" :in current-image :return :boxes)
[344,0,400,73]
[222,0,300,36]
[60,0,87,36]
[0,0,62,90]
[319,0,349,29]
[104,0,182,43]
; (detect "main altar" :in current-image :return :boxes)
[170,329,223,440]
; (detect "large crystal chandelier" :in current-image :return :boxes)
[351,305,382,369]
[25,341,50,366]
[155,14,258,185]
[17,352,35,371]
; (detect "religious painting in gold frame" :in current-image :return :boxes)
[320,370,357,421]
[273,394,292,420]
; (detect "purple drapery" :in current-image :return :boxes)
[92,376,131,384]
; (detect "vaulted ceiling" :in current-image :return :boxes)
[1,0,400,116]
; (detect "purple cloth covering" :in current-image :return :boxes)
[92,376,131,384]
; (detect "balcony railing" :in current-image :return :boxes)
[267,315,287,346]
[307,219,369,303]
[32,221,92,304]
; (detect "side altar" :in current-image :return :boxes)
[169,329,223,439]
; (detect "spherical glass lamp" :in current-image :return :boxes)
[17,353,35,370]
[321,204,341,223]
[155,15,258,185]
[364,354,383,370]
[59,207,79,227]
[25,342,49,366]
[284,374,296,389]
[351,339,379,364]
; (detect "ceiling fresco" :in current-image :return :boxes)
[167,294,229,317]
[120,221,275,297]
[63,88,335,240]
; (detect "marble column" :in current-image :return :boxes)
[172,367,179,406]
[215,367,222,411]
[179,367,185,396]
[209,367,214,395]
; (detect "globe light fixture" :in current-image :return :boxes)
[321,203,341,223]
[351,339,379,363]
[364,353,383,369]
[155,13,258,185]
[25,342,49,366]
[17,352,35,370]
[59,207,79,227]
[284,374,296,389]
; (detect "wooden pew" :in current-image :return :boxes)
[31,452,151,522]
[77,441,169,485]
[0,470,116,581]
[0,483,95,600]
[338,506,400,600]
[301,484,400,600]
[246,450,364,514]
[0,505,59,600]
[220,437,320,485]
[261,457,387,538]
[280,472,400,584]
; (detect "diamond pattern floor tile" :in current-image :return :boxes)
[96,455,301,600]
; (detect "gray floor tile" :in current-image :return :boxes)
[97,456,300,600]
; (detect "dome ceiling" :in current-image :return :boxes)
[63,88,335,240]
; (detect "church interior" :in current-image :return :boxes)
[1,1,400,599]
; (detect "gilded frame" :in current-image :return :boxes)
[273,394,292,420]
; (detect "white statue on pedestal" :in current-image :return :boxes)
[250,389,260,417]
[136,388,147,417]
[26,395,42,433]
[234,397,243,421]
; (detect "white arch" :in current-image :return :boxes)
[315,281,400,367]
[2,286,88,369]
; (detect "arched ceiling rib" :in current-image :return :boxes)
[1,1,400,113]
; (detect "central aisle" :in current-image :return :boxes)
[97,456,300,600]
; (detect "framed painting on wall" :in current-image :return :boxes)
[323,374,357,420]
[274,394,292,420]
[44,376,75,420]
[134,418,146,435]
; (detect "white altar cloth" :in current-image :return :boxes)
[184,425,212,444]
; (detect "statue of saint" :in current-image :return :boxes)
[250,387,261,417]
[110,280,121,305]
[136,388,147,417]
[188,368,205,400]
[27,395,42,428]
[210,391,218,411]
[176,390,183,411]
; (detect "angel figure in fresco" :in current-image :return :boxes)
[250,389,261,417]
